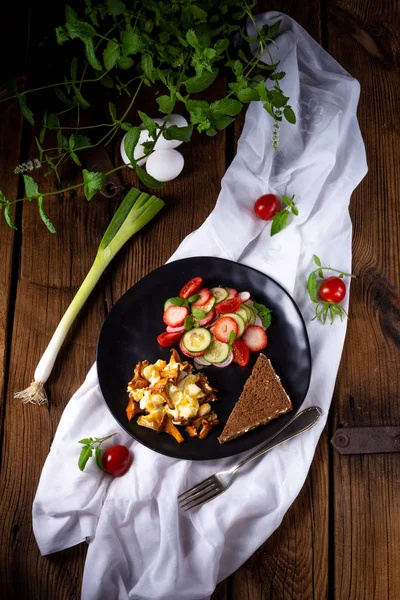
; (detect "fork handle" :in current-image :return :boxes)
[232,407,323,475]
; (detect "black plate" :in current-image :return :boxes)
[97,257,312,460]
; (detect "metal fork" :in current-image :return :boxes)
[178,406,323,511]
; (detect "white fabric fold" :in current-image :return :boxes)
[33,12,367,600]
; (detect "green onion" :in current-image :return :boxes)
[15,187,164,405]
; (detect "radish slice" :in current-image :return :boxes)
[193,358,205,370]
[194,355,211,366]
[166,325,185,333]
[206,313,219,328]
[198,309,215,327]
[179,339,205,358]
[214,351,234,368]
[238,291,250,302]
[225,287,238,299]
[254,316,266,330]
[242,326,267,352]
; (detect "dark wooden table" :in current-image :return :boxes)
[1,1,399,598]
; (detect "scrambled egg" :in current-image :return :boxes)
[127,352,205,423]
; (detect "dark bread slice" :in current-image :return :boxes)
[218,353,292,443]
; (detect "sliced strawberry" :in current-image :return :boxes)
[215,297,242,314]
[192,288,211,307]
[163,305,189,327]
[242,326,268,352]
[198,309,215,327]
[226,287,238,299]
[179,277,203,299]
[157,331,184,347]
[214,317,239,343]
[232,339,250,366]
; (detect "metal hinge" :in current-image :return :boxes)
[331,427,400,455]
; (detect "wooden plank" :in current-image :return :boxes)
[326,1,400,598]
[227,1,329,598]
[230,431,328,599]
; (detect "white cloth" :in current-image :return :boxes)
[33,12,367,600]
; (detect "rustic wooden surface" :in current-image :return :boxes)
[0,0,399,599]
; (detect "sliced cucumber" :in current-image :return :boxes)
[164,297,184,311]
[182,328,212,353]
[223,312,245,337]
[242,304,255,325]
[203,339,230,364]
[193,296,216,315]
[235,306,248,325]
[210,287,229,303]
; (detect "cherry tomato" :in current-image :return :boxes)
[101,445,131,476]
[232,339,250,367]
[157,331,184,347]
[319,276,346,303]
[215,297,242,314]
[254,194,281,221]
[179,277,203,299]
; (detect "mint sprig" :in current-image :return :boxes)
[253,302,273,329]
[78,433,117,472]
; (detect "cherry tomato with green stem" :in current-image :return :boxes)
[101,445,131,476]
[319,276,346,303]
[254,194,281,221]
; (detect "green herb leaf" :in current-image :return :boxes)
[284,106,296,124]
[123,126,140,163]
[156,95,175,114]
[103,39,120,70]
[106,0,125,16]
[307,271,318,303]
[167,297,185,307]
[84,38,103,70]
[271,209,289,236]
[108,102,117,123]
[38,197,56,233]
[4,203,17,230]
[78,438,93,445]
[185,69,218,93]
[138,111,157,136]
[228,330,236,346]
[313,255,322,267]
[121,122,132,131]
[141,54,155,82]
[78,445,92,471]
[163,124,193,142]
[82,169,106,201]
[192,308,206,320]
[70,151,82,166]
[23,175,39,199]
[118,56,133,70]
[210,98,242,118]
[47,113,60,130]
[186,29,199,48]
[17,95,34,126]
[237,87,261,103]
[187,294,200,304]
[184,315,196,330]
[270,71,286,81]
[121,30,146,55]
[95,447,104,470]
[56,26,69,45]
[135,164,163,189]
[190,5,207,21]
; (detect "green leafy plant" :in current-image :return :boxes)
[252,301,272,327]
[1,0,295,231]
[307,254,355,324]
[78,433,117,471]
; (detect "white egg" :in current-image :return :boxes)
[166,114,188,128]
[154,114,189,151]
[146,149,184,182]
[120,129,153,167]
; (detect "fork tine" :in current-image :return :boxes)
[178,476,214,500]
[178,481,217,507]
[181,487,223,511]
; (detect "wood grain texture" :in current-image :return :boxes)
[327,1,400,598]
